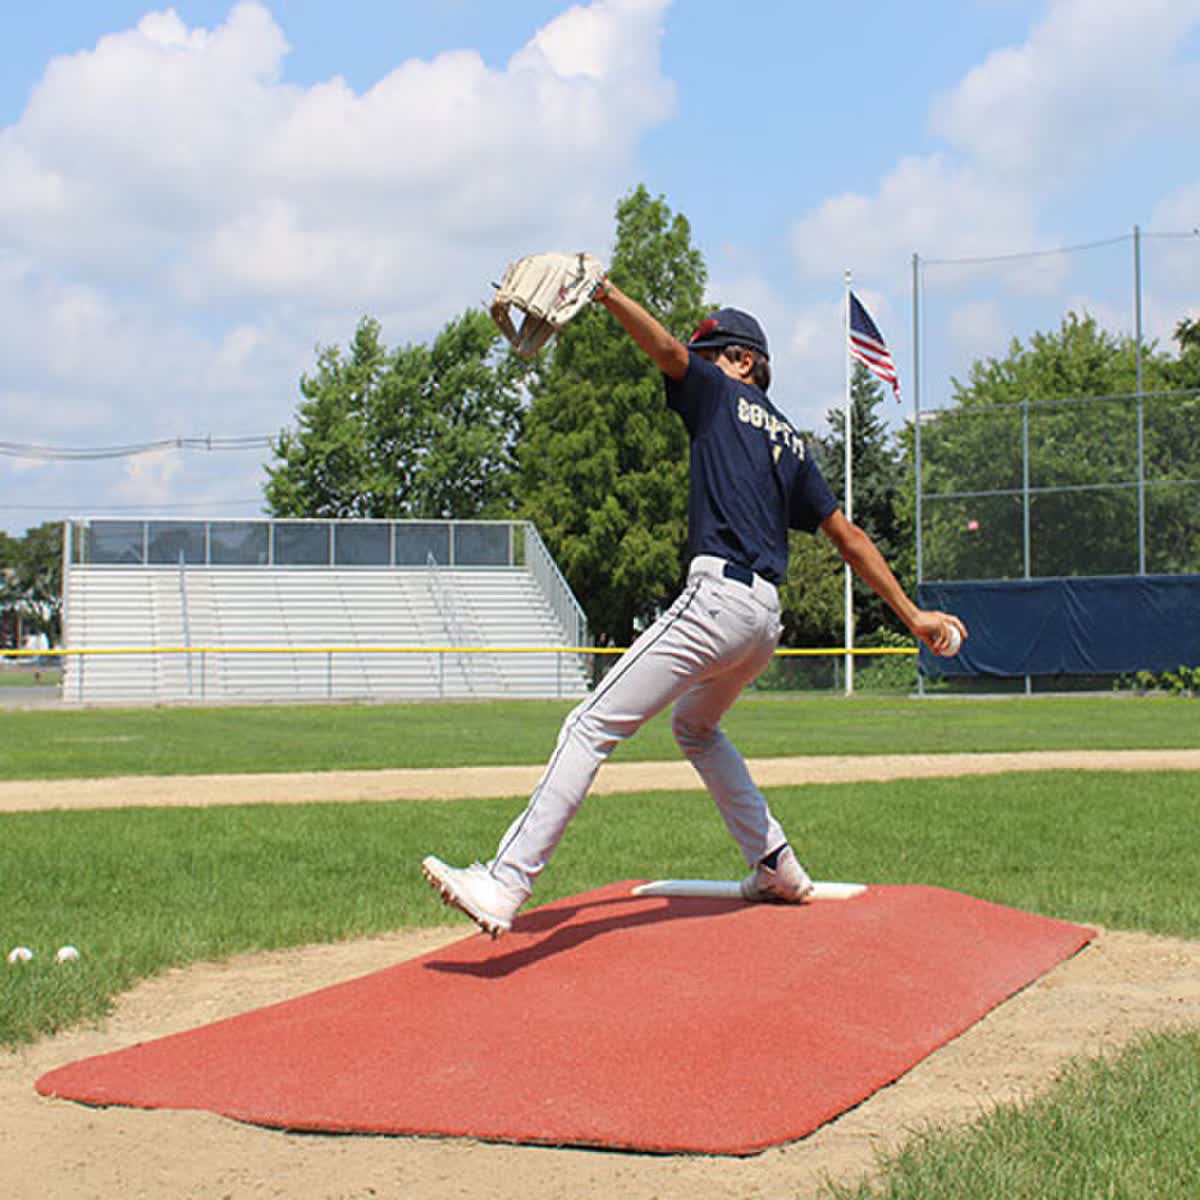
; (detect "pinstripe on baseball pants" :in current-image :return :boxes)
[488,556,789,898]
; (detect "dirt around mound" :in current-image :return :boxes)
[4,926,1200,1200]
[2,755,1199,1199]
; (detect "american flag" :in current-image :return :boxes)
[849,292,901,402]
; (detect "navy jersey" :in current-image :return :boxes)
[664,351,838,584]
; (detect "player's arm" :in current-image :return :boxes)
[819,509,966,654]
[595,281,690,380]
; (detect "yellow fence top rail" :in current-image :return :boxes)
[5,644,918,659]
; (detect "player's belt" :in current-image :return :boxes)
[689,555,779,608]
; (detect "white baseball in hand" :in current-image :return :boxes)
[939,623,963,657]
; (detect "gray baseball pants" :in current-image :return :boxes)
[488,555,789,898]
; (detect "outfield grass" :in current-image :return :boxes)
[1,692,1196,780]
[0,672,60,691]
[0,665,61,688]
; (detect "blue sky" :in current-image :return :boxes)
[2,0,1198,535]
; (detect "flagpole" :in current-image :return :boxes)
[843,270,854,696]
[912,252,924,697]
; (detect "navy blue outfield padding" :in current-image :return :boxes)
[919,574,1200,677]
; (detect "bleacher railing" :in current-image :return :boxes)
[521,524,588,650]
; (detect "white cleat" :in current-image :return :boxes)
[739,844,814,903]
[421,856,526,939]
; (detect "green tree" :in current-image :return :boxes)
[910,311,1199,581]
[820,362,907,637]
[777,530,844,646]
[1149,319,1200,570]
[265,310,526,519]
[1175,316,1200,355]
[2,522,64,646]
[1168,317,1200,388]
[516,185,707,644]
[0,531,18,648]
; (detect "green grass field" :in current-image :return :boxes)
[0,665,61,688]
[0,692,1196,780]
[1,693,1197,1197]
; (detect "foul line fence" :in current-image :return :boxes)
[6,643,919,703]
[4,644,920,659]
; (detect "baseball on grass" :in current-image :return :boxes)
[7,946,34,965]
[56,945,81,964]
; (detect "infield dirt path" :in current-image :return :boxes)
[3,751,1200,1200]
[2,747,1199,812]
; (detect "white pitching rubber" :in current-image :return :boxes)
[631,879,867,901]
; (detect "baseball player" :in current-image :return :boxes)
[424,281,967,936]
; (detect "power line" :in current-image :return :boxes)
[921,227,1199,269]
[0,435,274,462]
[922,233,1131,268]
[0,498,263,512]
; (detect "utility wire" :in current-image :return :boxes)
[922,233,1131,268]
[0,434,274,462]
[0,498,263,513]
[922,227,1199,269]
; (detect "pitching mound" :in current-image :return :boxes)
[36,883,1093,1156]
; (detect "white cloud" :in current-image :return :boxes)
[779,297,857,433]
[1146,191,1200,303]
[0,0,674,526]
[1,0,673,310]
[516,0,656,79]
[788,154,1039,286]
[1151,184,1200,233]
[115,448,184,508]
[788,1,1200,300]
[945,300,1012,364]
[0,256,265,440]
[2,4,290,270]
[211,324,265,376]
[931,0,1200,185]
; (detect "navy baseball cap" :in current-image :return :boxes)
[687,308,770,359]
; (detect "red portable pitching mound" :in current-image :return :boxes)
[37,883,1093,1155]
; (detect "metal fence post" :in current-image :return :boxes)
[1134,224,1146,575]
[912,251,925,698]
[1022,399,1032,694]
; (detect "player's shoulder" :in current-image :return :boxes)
[679,350,726,385]
[666,350,727,410]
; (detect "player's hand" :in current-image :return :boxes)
[911,610,967,656]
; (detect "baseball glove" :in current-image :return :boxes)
[490,252,607,357]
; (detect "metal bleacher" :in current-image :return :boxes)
[60,518,591,705]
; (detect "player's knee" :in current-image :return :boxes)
[672,711,717,756]
[573,707,638,757]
